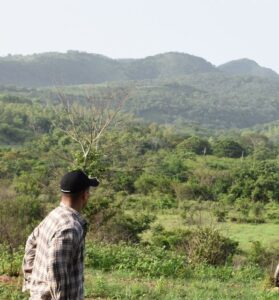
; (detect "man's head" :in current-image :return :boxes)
[60,170,99,210]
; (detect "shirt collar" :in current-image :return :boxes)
[59,202,87,228]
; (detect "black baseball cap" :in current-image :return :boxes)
[60,170,99,193]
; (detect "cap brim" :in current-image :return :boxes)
[89,177,100,187]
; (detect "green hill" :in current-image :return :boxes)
[122,52,216,80]
[0,51,216,87]
[218,58,279,79]
[1,51,279,130]
[0,51,126,87]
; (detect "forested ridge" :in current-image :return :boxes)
[0,51,278,87]
[2,72,279,130]
[1,51,279,129]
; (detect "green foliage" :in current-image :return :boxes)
[177,179,214,201]
[0,98,52,145]
[229,198,266,223]
[149,225,238,266]
[134,173,172,195]
[185,227,238,266]
[247,241,271,267]
[3,52,279,130]
[213,139,244,158]
[84,189,155,243]
[97,212,155,243]
[0,190,43,248]
[150,226,191,250]
[74,150,109,177]
[176,136,212,155]
[122,193,177,211]
[0,245,23,276]
[0,283,28,300]
[213,207,228,222]
[229,161,279,203]
[85,242,188,278]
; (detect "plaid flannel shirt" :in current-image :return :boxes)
[22,203,87,300]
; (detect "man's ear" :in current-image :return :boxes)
[82,190,87,200]
[82,189,90,200]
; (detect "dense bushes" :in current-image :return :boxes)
[150,226,238,266]
[176,136,212,155]
[96,212,155,243]
[0,187,43,249]
[83,190,155,243]
[213,139,245,158]
[85,242,188,278]
[229,161,279,203]
[0,245,24,276]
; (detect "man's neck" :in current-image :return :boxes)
[61,198,82,212]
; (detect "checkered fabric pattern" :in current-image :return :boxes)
[22,203,87,300]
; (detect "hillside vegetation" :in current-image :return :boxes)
[1,51,279,129]
[1,56,279,298]
[0,51,278,88]
[58,73,279,129]
[0,51,216,87]
[2,91,279,298]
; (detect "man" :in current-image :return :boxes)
[22,170,99,300]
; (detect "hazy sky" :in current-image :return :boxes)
[1,0,279,71]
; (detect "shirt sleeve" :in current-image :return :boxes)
[47,228,79,300]
[22,226,39,292]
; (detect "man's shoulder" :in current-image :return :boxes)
[41,206,84,236]
[48,205,82,226]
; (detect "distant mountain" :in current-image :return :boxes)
[2,51,279,130]
[122,52,216,80]
[218,59,279,78]
[0,51,216,87]
[0,51,126,87]
[0,51,278,87]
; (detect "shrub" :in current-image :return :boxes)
[229,198,266,224]
[150,192,177,209]
[213,139,244,158]
[134,173,172,195]
[84,188,155,243]
[176,136,212,155]
[182,180,214,201]
[247,241,267,267]
[229,161,279,202]
[0,191,43,249]
[124,192,177,211]
[95,212,155,243]
[150,226,238,266]
[0,245,24,276]
[185,227,238,266]
[213,208,228,222]
[150,227,191,250]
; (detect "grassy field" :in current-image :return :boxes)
[220,223,279,251]
[2,205,279,299]
[1,267,279,300]
[150,213,279,251]
[83,269,279,300]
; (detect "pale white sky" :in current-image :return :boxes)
[1,0,278,71]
